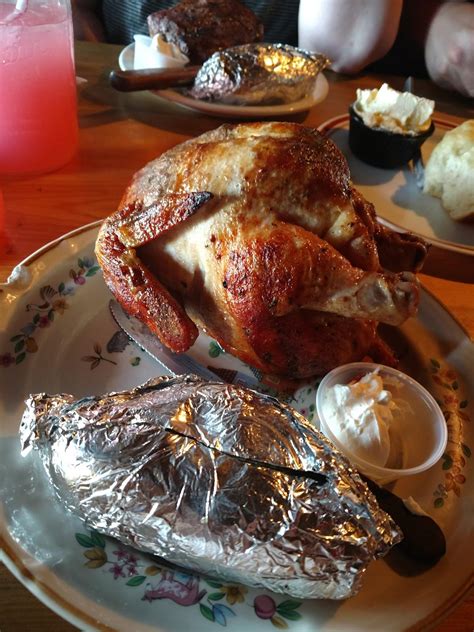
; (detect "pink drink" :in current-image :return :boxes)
[0,2,78,175]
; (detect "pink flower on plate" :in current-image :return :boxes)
[113,549,129,561]
[109,563,126,579]
[70,269,86,285]
[254,595,277,619]
[0,352,15,368]
[38,315,50,328]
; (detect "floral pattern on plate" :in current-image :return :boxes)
[430,359,471,506]
[75,529,303,628]
[1,257,99,368]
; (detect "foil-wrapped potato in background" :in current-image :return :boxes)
[21,375,400,600]
[189,43,330,105]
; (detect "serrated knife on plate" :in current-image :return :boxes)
[109,299,262,390]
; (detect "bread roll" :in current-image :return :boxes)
[423,120,474,222]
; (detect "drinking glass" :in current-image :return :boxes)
[0,0,78,176]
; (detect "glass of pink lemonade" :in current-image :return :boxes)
[0,0,78,176]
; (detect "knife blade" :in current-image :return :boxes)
[403,76,425,190]
[109,299,262,390]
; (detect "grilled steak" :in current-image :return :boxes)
[147,0,264,64]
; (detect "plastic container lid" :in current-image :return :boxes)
[315,362,447,484]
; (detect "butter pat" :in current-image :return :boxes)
[133,34,189,70]
[354,83,434,135]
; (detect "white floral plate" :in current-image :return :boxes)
[317,115,474,256]
[0,223,473,632]
[118,43,329,119]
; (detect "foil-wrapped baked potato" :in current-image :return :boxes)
[189,43,330,104]
[21,375,401,600]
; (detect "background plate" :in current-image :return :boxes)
[317,114,474,256]
[1,224,473,631]
[118,43,329,119]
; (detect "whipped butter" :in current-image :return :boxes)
[354,83,434,135]
[320,371,404,468]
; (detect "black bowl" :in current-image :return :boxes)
[348,105,435,169]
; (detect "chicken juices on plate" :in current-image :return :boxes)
[96,122,427,381]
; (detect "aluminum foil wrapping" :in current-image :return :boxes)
[20,375,401,600]
[189,43,330,105]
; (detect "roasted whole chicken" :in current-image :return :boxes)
[96,122,427,380]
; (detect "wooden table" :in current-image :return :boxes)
[0,41,473,632]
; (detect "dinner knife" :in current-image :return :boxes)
[109,299,262,390]
[109,66,200,92]
[403,76,426,190]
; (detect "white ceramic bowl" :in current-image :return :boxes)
[315,362,447,484]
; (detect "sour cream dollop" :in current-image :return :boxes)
[321,371,403,468]
[354,83,434,135]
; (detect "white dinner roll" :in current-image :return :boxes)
[423,120,474,222]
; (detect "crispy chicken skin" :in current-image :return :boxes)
[96,122,427,380]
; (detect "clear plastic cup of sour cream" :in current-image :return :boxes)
[315,363,447,484]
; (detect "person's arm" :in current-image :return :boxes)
[425,1,474,97]
[72,0,106,41]
[298,0,403,74]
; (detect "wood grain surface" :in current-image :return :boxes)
[0,40,473,632]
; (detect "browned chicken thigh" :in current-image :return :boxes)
[96,122,427,380]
